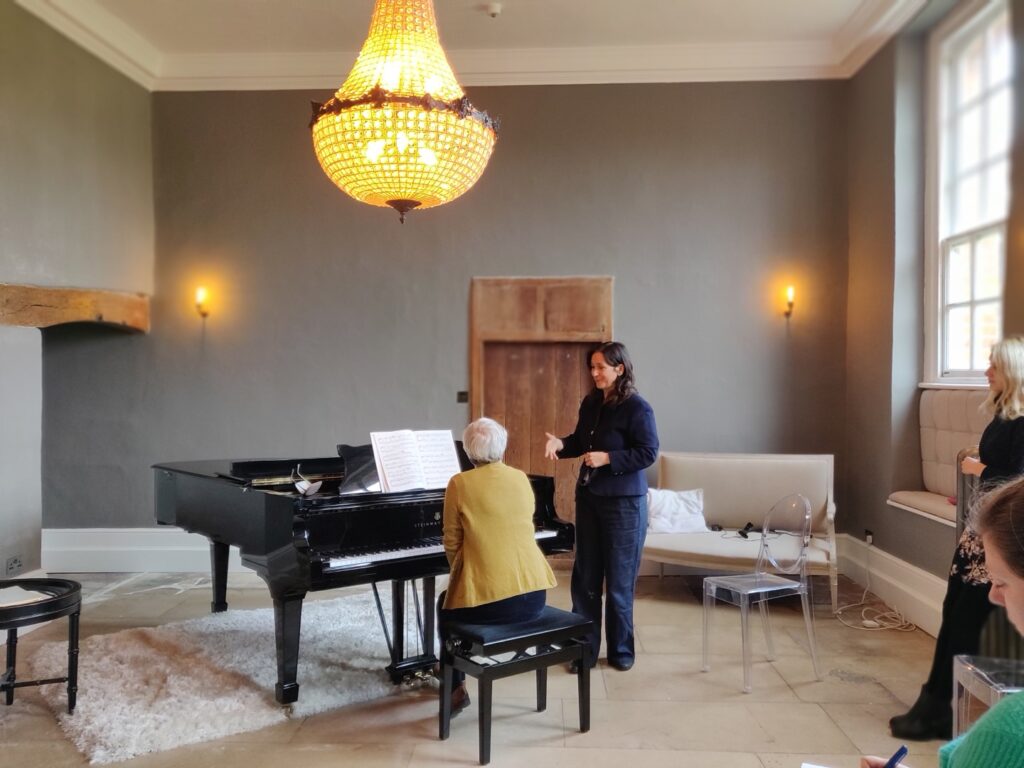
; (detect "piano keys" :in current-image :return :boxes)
[153,448,574,704]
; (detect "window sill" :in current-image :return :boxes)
[919,381,987,390]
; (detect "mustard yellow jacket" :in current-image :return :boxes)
[442,461,557,609]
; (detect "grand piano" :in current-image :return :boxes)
[153,445,574,704]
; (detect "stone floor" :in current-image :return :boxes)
[1,572,943,767]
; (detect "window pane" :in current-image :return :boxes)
[957,34,985,106]
[954,173,981,232]
[975,231,1003,299]
[946,306,972,371]
[987,12,1012,87]
[973,302,1002,370]
[987,86,1011,158]
[947,242,972,303]
[957,105,982,172]
[984,160,1009,222]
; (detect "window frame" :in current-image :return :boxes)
[923,0,1010,387]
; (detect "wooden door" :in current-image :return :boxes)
[469,277,613,527]
[482,342,593,522]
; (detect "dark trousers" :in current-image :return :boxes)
[438,590,547,685]
[923,575,994,699]
[571,489,647,664]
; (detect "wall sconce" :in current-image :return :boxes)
[195,286,209,319]
[784,285,795,319]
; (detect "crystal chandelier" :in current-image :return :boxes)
[310,0,498,222]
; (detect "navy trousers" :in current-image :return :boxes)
[438,590,547,684]
[571,489,647,665]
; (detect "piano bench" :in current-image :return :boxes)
[1,578,82,714]
[438,605,592,765]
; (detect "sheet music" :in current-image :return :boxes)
[369,429,462,493]
[370,431,426,493]
[414,430,462,489]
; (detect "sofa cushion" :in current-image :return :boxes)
[919,389,988,497]
[642,532,833,571]
[647,488,708,533]
[887,490,956,523]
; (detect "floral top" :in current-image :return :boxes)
[950,528,988,585]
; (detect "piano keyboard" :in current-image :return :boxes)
[326,529,559,571]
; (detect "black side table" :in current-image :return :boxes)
[1,578,82,713]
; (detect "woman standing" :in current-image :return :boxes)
[890,336,1024,740]
[438,417,557,715]
[544,341,659,671]
[864,474,1024,767]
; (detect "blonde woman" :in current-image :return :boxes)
[866,475,1024,767]
[890,337,1024,740]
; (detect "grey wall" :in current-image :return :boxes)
[42,81,850,528]
[843,33,955,575]
[0,1,153,566]
[0,327,41,574]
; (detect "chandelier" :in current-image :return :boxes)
[310,0,498,222]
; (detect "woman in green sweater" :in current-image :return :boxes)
[862,475,1024,768]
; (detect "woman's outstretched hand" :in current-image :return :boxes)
[544,433,563,460]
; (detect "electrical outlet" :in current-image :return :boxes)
[864,529,874,546]
[5,555,23,576]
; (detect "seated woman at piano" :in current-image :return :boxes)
[438,417,558,714]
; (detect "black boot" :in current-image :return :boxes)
[889,686,953,741]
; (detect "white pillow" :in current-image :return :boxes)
[647,487,708,533]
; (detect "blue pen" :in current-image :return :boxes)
[884,744,909,768]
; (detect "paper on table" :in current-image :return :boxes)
[0,586,44,608]
[800,763,831,768]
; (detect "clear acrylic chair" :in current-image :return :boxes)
[701,493,822,693]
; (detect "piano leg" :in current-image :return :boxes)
[210,540,229,613]
[273,595,303,704]
[384,578,439,683]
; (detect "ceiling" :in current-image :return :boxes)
[16,0,927,91]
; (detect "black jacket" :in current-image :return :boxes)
[557,390,659,496]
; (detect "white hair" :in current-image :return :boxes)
[462,418,507,465]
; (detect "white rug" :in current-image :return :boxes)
[29,588,407,764]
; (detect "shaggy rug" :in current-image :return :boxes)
[29,588,403,764]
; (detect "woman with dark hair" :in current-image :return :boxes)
[543,341,659,671]
[890,336,1024,740]
[863,475,1024,767]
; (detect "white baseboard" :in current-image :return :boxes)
[42,528,245,574]
[40,529,946,636]
[836,533,944,637]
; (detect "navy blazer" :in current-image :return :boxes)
[557,390,659,497]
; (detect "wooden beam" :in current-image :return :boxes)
[0,283,150,333]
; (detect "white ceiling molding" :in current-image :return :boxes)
[15,0,162,90]
[833,0,929,76]
[16,0,929,92]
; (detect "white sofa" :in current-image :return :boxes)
[886,389,987,524]
[642,452,838,612]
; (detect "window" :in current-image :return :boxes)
[925,0,1013,383]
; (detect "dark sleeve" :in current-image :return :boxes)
[557,397,590,459]
[1004,419,1024,477]
[981,417,1024,482]
[607,398,659,475]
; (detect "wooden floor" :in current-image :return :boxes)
[2,572,944,768]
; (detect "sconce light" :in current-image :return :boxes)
[784,285,795,319]
[195,286,210,319]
